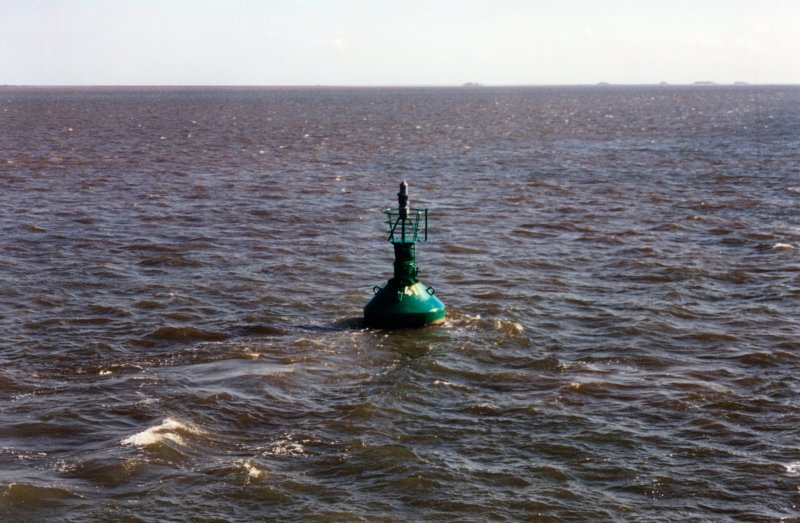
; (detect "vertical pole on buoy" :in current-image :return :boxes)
[399,181,408,240]
[393,181,417,287]
[364,181,446,328]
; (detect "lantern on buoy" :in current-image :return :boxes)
[364,181,446,328]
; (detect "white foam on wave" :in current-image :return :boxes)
[785,461,800,475]
[236,460,268,483]
[120,418,202,447]
[433,379,470,391]
[773,243,795,250]
[258,435,311,457]
[494,319,524,334]
[265,439,306,456]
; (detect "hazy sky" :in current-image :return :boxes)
[2,0,798,86]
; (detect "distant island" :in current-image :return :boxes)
[462,82,483,88]
[693,81,752,86]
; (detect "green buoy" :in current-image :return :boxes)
[364,181,446,328]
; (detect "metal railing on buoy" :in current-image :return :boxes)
[364,181,446,328]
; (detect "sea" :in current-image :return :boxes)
[1,85,799,522]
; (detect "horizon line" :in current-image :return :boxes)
[2,82,799,90]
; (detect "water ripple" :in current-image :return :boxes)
[1,85,799,521]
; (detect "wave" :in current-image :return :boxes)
[120,418,203,448]
[0,482,81,509]
[146,326,229,343]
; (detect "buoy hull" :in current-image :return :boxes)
[364,281,446,329]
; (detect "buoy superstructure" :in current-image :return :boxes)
[364,182,446,328]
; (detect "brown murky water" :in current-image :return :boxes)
[1,85,799,521]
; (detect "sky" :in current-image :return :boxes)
[1,0,798,86]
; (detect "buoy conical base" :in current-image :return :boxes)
[364,280,445,329]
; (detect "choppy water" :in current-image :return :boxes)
[1,85,800,521]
